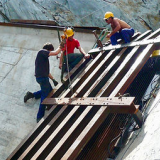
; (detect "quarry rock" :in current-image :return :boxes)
[0,0,159,32]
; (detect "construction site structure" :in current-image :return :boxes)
[4,20,160,160]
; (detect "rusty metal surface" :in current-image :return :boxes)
[7,28,160,160]
[42,97,135,106]
[0,21,104,33]
[11,19,58,25]
[42,97,137,114]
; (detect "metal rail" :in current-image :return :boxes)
[89,36,160,54]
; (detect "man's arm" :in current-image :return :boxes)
[78,46,90,59]
[49,39,66,56]
[107,19,121,38]
[49,47,61,56]
[48,73,58,86]
[59,51,64,69]
[48,73,54,80]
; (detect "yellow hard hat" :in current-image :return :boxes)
[151,50,160,57]
[104,12,114,19]
[64,27,74,37]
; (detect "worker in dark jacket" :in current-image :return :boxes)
[104,12,134,45]
[24,42,62,123]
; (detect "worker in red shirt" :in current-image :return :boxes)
[59,27,90,80]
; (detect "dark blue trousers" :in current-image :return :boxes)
[61,53,84,81]
[63,53,84,69]
[110,28,134,45]
[34,77,52,121]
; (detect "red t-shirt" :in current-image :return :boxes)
[63,38,80,55]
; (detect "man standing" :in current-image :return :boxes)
[104,12,134,45]
[59,27,90,79]
[24,42,62,123]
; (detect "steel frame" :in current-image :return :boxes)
[7,28,160,160]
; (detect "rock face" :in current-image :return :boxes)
[0,0,159,33]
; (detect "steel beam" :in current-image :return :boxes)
[110,44,157,97]
[132,109,143,128]
[42,97,135,106]
[89,37,160,54]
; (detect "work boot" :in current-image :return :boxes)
[24,91,34,103]
[36,118,41,123]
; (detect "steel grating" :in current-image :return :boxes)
[7,28,160,160]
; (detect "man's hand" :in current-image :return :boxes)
[84,53,90,59]
[59,63,62,69]
[48,73,53,80]
[48,73,58,86]
[106,33,111,38]
[52,79,58,86]
[60,39,66,49]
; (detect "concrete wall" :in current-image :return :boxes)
[0,25,95,159]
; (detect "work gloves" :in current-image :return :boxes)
[52,79,58,86]
[60,39,66,49]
